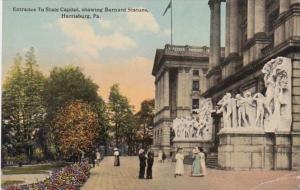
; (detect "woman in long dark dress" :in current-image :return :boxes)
[138,149,146,179]
[146,150,154,179]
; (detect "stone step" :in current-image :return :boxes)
[206,154,218,169]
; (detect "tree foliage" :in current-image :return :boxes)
[135,99,155,149]
[44,65,108,155]
[2,48,46,160]
[108,84,136,149]
[53,100,100,157]
[44,65,100,120]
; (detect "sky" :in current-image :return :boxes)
[2,0,225,111]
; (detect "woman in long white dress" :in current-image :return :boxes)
[158,150,163,163]
[174,148,184,178]
[113,148,120,166]
[199,147,207,176]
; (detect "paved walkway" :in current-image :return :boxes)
[82,156,300,190]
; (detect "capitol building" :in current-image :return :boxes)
[152,0,300,170]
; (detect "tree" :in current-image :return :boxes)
[2,54,24,158]
[2,48,46,161]
[44,65,108,156]
[53,100,99,158]
[44,65,100,120]
[108,84,135,150]
[135,99,155,149]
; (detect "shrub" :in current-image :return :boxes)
[4,161,90,190]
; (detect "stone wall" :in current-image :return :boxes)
[292,57,300,169]
[218,131,291,170]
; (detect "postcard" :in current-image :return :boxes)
[2,0,300,190]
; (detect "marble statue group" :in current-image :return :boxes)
[217,57,291,132]
[172,98,213,141]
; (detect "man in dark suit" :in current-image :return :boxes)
[138,149,146,179]
[146,150,154,179]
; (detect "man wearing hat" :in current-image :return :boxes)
[138,149,146,179]
[113,148,120,166]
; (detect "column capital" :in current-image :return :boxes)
[208,0,222,9]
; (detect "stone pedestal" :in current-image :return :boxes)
[292,132,300,169]
[218,130,291,170]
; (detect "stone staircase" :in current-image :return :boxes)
[205,154,218,169]
[183,153,219,169]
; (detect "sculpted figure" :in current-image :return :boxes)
[231,96,238,128]
[244,92,256,127]
[217,96,227,128]
[224,93,233,128]
[235,94,248,127]
[262,65,276,117]
[253,93,265,127]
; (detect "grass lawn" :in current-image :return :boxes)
[1,180,25,187]
[2,162,69,175]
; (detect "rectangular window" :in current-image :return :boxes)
[193,70,199,76]
[192,80,200,91]
[192,99,199,109]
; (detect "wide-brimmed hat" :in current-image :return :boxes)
[113,148,118,151]
[192,147,200,154]
[138,149,144,154]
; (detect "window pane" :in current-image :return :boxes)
[192,80,199,91]
[192,99,199,109]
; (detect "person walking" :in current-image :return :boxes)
[146,150,154,179]
[162,152,166,163]
[158,150,163,163]
[174,148,184,178]
[113,148,120,166]
[191,147,202,177]
[138,149,146,179]
[198,147,207,176]
[90,150,96,168]
[96,149,101,166]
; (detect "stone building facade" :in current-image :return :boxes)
[204,0,300,170]
[152,45,224,155]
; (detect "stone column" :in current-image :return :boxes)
[280,0,290,14]
[229,0,239,54]
[225,0,230,57]
[247,0,255,39]
[164,70,169,107]
[182,69,186,107]
[209,0,221,68]
[161,74,165,109]
[254,0,266,34]
[177,69,183,116]
[275,0,290,46]
[185,68,191,107]
[182,68,191,108]
[158,79,161,111]
[155,82,158,112]
[161,78,163,109]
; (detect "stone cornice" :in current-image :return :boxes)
[152,45,210,76]
[155,106,170,116]
[244,32,271,50]
[274,5,300,29]
[221,53,242,67]
[208,0,223,8]
[153,118,172,126]
[175,106,191,111]
[206,65,222,78]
